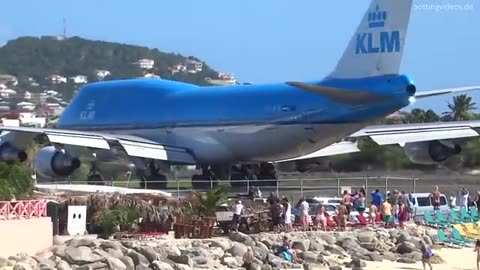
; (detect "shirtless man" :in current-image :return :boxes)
[429,186,441,211]
[342,191,352,216]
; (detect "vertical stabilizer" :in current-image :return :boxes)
[329,0,413,79]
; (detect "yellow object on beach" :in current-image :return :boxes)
[453,223,480,239]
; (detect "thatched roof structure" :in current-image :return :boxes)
[32,190,187,224]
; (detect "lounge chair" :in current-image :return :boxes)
[463,223,480,238]
[424,211,448,227]
[470,207,480,222]
[436,229,465,246]
[449,208,469,223]
[450,228,475,245]
[460,207,476,222]
[435,210,455,225]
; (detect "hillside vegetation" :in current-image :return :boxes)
[0,36,218,100]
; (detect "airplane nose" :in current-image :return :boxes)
[406,84,416,96]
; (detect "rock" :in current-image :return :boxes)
[105,248,124,259]
[75,261,107,270]
[13,262,32,270]
[364,252,383,262]
[318,234,337,245]
[229,242,248,256]
[68,238,98,248]
[298,252,317,263]
[64,246,102,265]
[357,231,376,243]
[134,246,158,263]
[382,251,396,261]
[304,264,328,270]
[119,256,135,270]
[329,266,342,270]
[396,242,416,254]
[126,250,150,266]
[191,256,208,265]
[33,251,54,263]
[0,257,8,268]
[292,240,310,251]
[222,257,240,268]
[167,255,193,268]
[209,239,233,251]
[324,244,347,256]
[151,261,174,270]
[106,257,127,270]
[229,231,252,243]
[56,260,72,270]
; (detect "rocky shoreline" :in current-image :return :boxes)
[0,224,446,270]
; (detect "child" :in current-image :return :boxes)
[420,240,433,270]
[475,239,480,270]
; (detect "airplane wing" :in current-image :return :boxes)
[275,120,480,162]
[0,126,196,164]
[414,86,480,99]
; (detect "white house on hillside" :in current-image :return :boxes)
[135,59,154,69]
[186,59,203,73]
[46,75,67,84]
[70,75,88,84]
[96,70,111,80]
[0,89,16,98]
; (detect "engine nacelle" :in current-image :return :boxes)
[403,140,461,165]
[0,142,27,162]
[34,146,81,178]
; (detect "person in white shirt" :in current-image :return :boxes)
[282,198,292,232]
[299,197,310,231]
[232,200,244,231]
[449,193,457,209]
[460,188,469,209]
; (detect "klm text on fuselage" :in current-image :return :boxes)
[355,31,400,54]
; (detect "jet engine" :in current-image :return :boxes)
[0,142,27,162]
[34,146,81,178]
[403,140,461,165]
[276,158,333,173]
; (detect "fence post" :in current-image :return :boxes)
[385,176,388,194]
[413,177,417,193]
[365,177,368,195]
[247,178,250,195]
[300,175,304,198]
[337,176,340,197]
[276,179,279,197]
[177,178,180,198]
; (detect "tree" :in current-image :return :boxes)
[191,186,229,217]
[442,94,477,121]
[0,162,34,200]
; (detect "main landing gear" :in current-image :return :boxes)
[138,160,168,190]
[191,162,278,190]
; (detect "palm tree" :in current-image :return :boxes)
[424,109,440,122]
[407,108,426,123]
[191,185,229,217]
[442,94,477,121]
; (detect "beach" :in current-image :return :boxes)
[366,247,477,270]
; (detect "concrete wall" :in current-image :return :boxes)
[0,217,52,257]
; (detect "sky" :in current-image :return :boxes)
[0,0,478,113]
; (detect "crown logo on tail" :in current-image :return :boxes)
[367,4,387,28]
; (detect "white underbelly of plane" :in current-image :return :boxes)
[104,122,366,164]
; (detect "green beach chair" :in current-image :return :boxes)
[424,211,448,227]
[459,207,476,222]
[469,207,480,222]
[449,208,469,223]
[435,210,454,224]
[451,228,475,245]
[437,229,464,246]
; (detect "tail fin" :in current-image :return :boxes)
[328,0,413,79]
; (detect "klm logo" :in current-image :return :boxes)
[355,4,400,54]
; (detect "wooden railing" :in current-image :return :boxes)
[0,200,48,220]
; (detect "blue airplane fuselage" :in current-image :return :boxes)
[57,74,414,164]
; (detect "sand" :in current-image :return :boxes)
[365,247,478,270]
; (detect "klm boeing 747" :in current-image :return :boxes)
[1,0,480,188]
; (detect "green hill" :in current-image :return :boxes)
[0,36,219,100]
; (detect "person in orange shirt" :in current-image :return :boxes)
[381,199,392,228]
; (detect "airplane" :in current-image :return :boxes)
[1,0,480,190]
